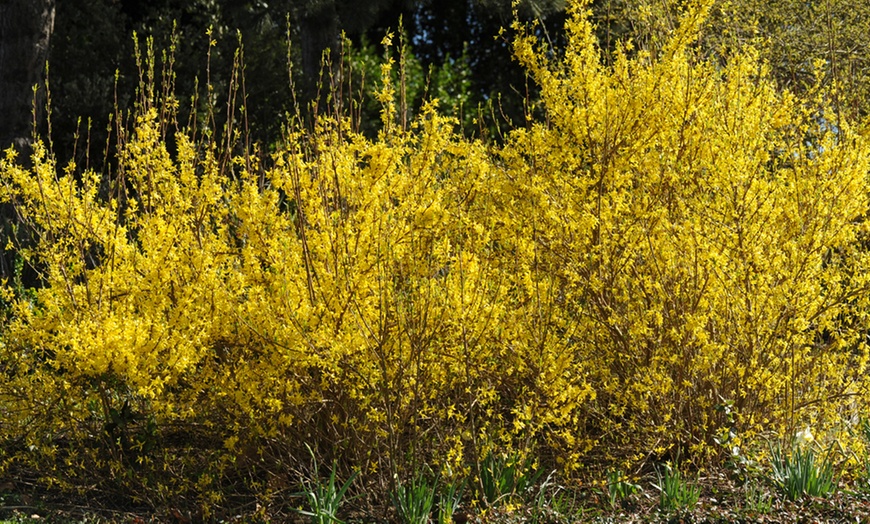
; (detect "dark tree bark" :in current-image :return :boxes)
[0,0,56,154]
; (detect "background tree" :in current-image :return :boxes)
[708,0,870,123]
[11,0,870,162]
[0,0,55,283]
[592,0,870,122]
[43,0,569,165]
[0,0,55,154]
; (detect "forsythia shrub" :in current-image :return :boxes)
[505,0,870,464]
[1,0,870,509]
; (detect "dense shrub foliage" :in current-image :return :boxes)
[2,0,870,514]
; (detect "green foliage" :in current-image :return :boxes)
[296,449,358,524]
[527,471,567,524]
[769,441,838,501]
[742,483,773,516]
[653,464,700,512]
[437,477,465,524]
[545,487,584,523]
[392,469,437,524]
[605,468,639,509]
[477,451,544,507]
[344,32,476,138]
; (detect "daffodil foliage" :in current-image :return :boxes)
[1,0,870,502]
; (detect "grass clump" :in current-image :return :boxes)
[768,433,838,501]
[392,469,437,524]
[295,447,358,524]
[653,464,700,512]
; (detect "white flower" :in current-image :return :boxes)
[796,426,814,445]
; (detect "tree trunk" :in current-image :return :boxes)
[0,0,56,154]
